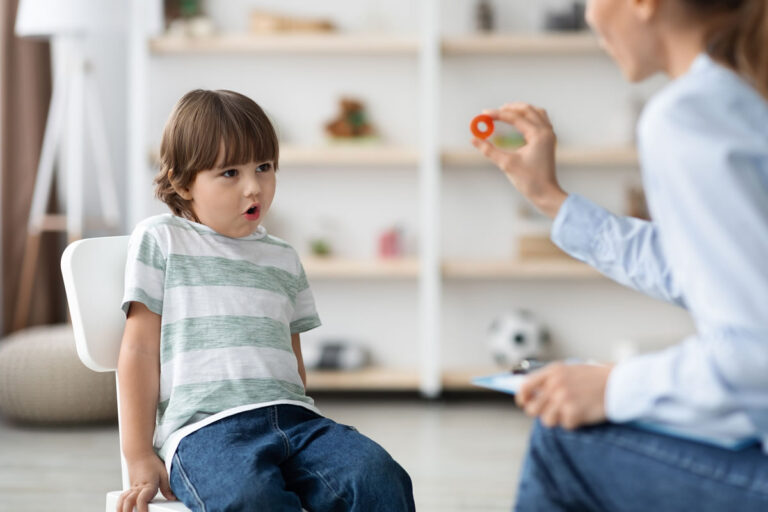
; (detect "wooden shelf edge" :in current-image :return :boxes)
[442,147,638,168]
[150,33,420,55]
[443,259,601,279]
[306,367,505,392]
[303,257,420,279]
[306,368,420,391]
[443,33,602,56]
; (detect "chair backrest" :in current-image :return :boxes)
[61,236,130,372]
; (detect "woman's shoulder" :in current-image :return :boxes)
[640,54,768,143]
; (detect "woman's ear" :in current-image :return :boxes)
[631,0,661,22]
[168,169,193,200]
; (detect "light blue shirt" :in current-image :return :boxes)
[551,54,768,451]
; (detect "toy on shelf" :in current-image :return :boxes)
[543,2,588,32]
[475,0,496,32]
[378,226,403,259]
[310,239,332,257]
[325,97,377,141]
[303,340,371,371]
[487,310,550,368]
[164,0,215,38]
[470,114,494,139]
[250,10,335,34]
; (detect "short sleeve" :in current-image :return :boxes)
[289,261,321,334]
[121,225,166,316]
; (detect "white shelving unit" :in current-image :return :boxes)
[127,1,659,395]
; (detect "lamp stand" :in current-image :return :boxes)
[14,36,120,330]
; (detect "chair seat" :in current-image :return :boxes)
[106,491,192,512]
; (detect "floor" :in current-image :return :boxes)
[0,394,533,512]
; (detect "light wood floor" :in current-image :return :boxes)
[0,395,533,512]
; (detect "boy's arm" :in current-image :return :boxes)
[116,302,176,512]
[291,333,307,387]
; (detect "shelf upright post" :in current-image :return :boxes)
[418,0,442,398]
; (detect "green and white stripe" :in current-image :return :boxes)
[122,214,321,462]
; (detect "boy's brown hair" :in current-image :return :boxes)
[155,89,280,221]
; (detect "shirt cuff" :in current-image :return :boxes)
[551,194,610,263]
[605,355,661,422]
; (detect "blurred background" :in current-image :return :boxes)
[0,1,696,510]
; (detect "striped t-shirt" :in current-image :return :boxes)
[121,214,321,468]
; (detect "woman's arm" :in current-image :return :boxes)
[116,302,176,512]
[292,333,307,387]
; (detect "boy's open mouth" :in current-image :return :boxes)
[244,204,260,220]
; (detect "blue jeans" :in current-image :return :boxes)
[169,405,415,511]
[515,420,768,511]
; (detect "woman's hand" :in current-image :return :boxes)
[471,103,568,219]
[117,453,176,512]
[515,362,614,429]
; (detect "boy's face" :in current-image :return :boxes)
[178,149,276,238]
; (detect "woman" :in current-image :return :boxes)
[473,0,768,510]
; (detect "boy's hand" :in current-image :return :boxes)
[117,453,176,512]
[471,103,567,219]
[515,362,614,429]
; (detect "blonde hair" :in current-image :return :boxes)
[688,0,768,100]
[155,89,279,221]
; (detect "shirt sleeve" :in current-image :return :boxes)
[289,259,321,334]
[551,194,686,308]
[121,225,166,316]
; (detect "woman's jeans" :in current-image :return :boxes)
[515,420,768,511]
[169,405,415,511]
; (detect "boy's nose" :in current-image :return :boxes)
[243,175,261,197]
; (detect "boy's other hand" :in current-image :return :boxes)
[515,362,614,430]
[117,453,176,512]
[471,102,567,219]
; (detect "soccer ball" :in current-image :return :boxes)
[487,310,549,368]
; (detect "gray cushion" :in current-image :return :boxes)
[0,324,116,424]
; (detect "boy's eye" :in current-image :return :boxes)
[257,163,273,173]
[222,169,238,177]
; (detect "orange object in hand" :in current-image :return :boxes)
[470,114,494,139]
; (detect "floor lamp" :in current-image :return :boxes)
[14,0,122,330]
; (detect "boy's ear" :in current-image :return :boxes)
[168,169,193,200]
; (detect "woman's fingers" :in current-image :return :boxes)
[471,138,520,173]
[540,389,565,428]
[483,107,539,140]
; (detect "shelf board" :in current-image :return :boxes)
[149,33,420,55]
[442,32,602,56]
[442,146,638,167]
[303,257,420,279]
[306,367,420,391]
[442,367,501,391]
[443,259,601,279]
[281,145,419,167]
[306,367,503,391]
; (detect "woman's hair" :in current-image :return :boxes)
[686,0,768,99]
[155,89,279,221]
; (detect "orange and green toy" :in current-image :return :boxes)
[470,114,494,139]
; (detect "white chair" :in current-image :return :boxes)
[61,236,190,512]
